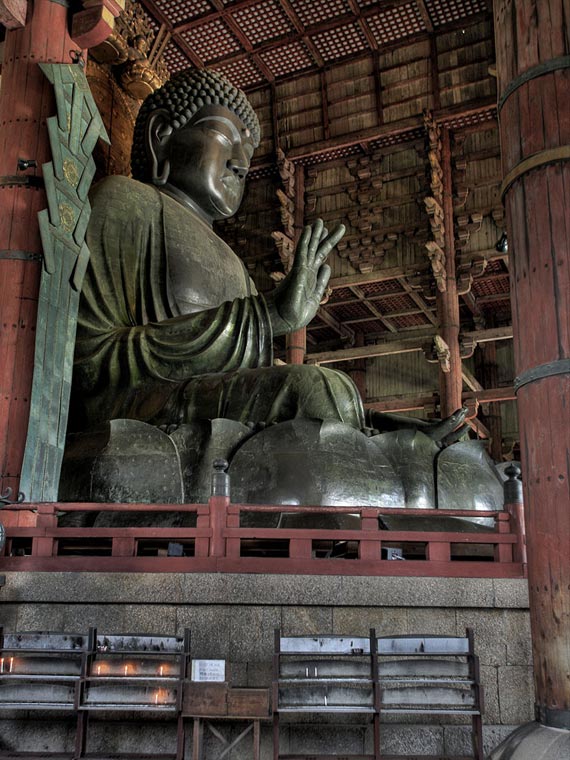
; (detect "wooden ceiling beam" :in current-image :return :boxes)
[364,385,516,413]
[461,290,486,325]
[306,325,513,364]
[415,0,434,33]
[475,293,511,305]
[329,266,430,290]
[287,97,496,162]
[462,366,484,392]
[467,416,490,439]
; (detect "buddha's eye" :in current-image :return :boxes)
[206,126,233,146]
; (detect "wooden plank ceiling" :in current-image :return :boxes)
[130,1,510,399]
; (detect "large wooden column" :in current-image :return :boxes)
[286,163,307,365]
[494,0,570,737]
[436,128,463,417]
[0,1,75,495]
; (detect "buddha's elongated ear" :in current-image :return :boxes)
[145,110,173,186]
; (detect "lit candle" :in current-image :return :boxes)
[0,658,4,673]
[159,666,163,677]
[124,664,128,676]
[154,691,159,705]
[9,658,13,673]
[97,665,101,676]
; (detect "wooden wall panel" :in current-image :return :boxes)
[86,61,140,180]
[437,23,495,108]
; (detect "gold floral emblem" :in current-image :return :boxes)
[59,203,75,232]
[63,159,79,187]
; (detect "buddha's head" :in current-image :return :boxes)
[131,68,261,224]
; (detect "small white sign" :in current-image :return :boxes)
[191,659,226,682]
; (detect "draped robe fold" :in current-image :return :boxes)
[70,175,364,433]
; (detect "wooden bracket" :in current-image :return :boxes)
[0,0,27,29]
[71,0,125,50]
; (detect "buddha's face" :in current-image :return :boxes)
[162,104,254,222]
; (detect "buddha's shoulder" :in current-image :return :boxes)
[90,175,161,215]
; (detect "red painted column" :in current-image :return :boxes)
[347,333,367,401]
[494,0,570,730]
[0,1,75,495]
[436,128,463,418]
[286,329,306,365]
[286,162,307,365]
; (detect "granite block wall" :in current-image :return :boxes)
[0,573,533,758]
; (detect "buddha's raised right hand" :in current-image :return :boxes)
[265,218,345,337]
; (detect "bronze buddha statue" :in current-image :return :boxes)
[63,68,501,515]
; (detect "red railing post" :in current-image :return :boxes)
[359,509,381,560]
[426,541,451,562]
[33,504,57,556]
[494,513,514,564]
[503,464,526,569]
[226,507,241,557]
[112,537,136,557]
[289,537,312,559]
[194,505,210,557]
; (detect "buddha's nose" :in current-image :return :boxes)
[227,157,248,180]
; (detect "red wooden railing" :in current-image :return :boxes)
[0,495,526,578]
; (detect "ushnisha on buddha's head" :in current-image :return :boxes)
[131,68,261,226]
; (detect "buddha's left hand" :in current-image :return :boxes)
[266,219,345,336]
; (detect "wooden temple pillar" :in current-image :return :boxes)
[347,333,367,402]
[0,1,75,496]
[477,340,503,462]
[490,1,570,753]
[436,128,463,418]
[286,163,307,365]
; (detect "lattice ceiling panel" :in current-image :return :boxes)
[308,326,341,342]
[303,144,362,166]
[366,3,426,46]
[162,41,190,74]
[353,318,389,332]
[481,298,511,322]
[181,18,242,63]
[328,287,357,303]
[153,0,212,25]
[472,274,510,298]
[359,280,407,297]
[311,23,369,62]
[214,57,265,89]
[328,301,378,321]
[233,0,294,45]
[290,0,351,27]
[376,293,417,312]
[140,0,493,87]
[390,313,432,328]
[260,41,314,77]
[425,0,488,26]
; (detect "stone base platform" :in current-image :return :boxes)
[0,572,533,758]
